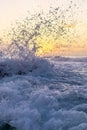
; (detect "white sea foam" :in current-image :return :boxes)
[0,5,87,129]
[0,56,87,130]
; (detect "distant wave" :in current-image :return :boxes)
[51,56,87,62]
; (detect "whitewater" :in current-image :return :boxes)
[0,4,87,129]
[0,55,87,130]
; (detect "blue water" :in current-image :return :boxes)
[0,56,87,130]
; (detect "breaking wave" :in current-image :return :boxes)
[0,56,87,130]
[0,4,87,130]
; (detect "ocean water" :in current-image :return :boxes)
[0,56,87,130]
[0,4,87,129]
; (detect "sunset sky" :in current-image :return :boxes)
[0,0,87,56]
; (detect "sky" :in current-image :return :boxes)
[0,0,87,32]
[0,0,87,56]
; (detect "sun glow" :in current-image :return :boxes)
[0,0,87,56]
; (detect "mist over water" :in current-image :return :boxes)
[0,1,79,57]
[0,3,78,77]
[0,3,87,130]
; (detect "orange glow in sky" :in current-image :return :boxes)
[0,0,87,56]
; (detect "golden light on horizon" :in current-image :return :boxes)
[1,22,87,57]
[0,0,87,56]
